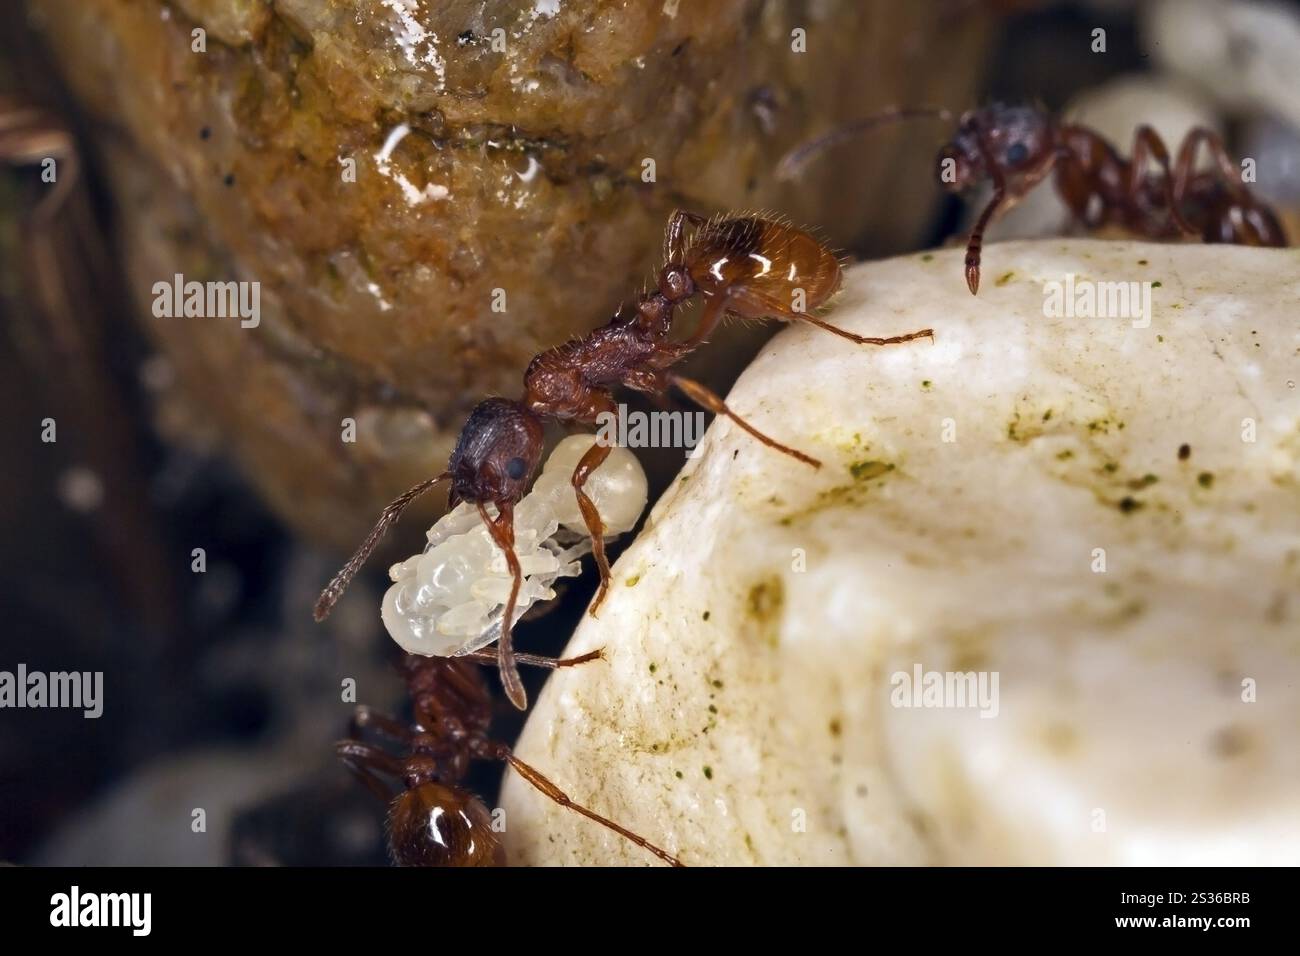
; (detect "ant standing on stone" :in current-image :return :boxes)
[778,104,1288,294]
[315,210,932,708]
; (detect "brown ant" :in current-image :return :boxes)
[778,104,1288,295]
[315,210,932,708]
[337,649,684,866]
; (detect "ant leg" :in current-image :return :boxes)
[463,647,604,669]
[314,473,450,622]
[963,184,1005,296]
[664,208,707,263]
[336,739,403,803]
[748,292,933,347]
[645,340,698,372]
[571,439,615,616]
[477,501,528,711]
[963,125,1017,297]
[1170,127,1258,243]
[1173,128,1246,201]
[352,705,414,743]
[1239,204,1287,246]
[684,289,731,347]
[500,748,684,867]
[666,372,821,468]
[1129,125,1196,237]
[799,313,934,347]
[1173,129,1287,246]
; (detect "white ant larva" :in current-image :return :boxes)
[380,435,647,658]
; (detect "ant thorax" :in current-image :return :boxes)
[381,435,647,658]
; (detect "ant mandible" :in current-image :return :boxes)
[778,104,1288,295]
[337,649,685,866]
[315,210,933,708]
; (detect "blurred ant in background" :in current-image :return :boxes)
[779,104,1288,294]
[315,210,931,708]
[337,651,684,866]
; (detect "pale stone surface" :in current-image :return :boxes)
[500,240,1300,866]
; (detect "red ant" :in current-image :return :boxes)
[778,104,1288,295]
[337,649,684,866]
[314,210,932,708]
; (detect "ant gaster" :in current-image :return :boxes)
[315,211,932,708]
[337,649,684,866]
[778,104,1287,294]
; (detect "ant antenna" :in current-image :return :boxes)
[776,106,956,181]
[314,472,451,622]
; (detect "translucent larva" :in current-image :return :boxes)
[381,435,647,657]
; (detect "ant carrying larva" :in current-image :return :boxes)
[381,434,647,659]
[314,209,933,708]
[777,104,1288,294]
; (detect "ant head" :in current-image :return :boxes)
[657,262,695,303]
[448,398,544,507]
[388,782,505,867]
[939,105,1054,193]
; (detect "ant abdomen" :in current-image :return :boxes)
[686,216,842,317]
[388,783,504,867]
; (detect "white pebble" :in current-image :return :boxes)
[502,241,1300,865]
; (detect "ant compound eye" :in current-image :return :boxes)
[505,456,527,480]
[1005,142,1030,166]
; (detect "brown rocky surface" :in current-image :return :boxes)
[28,0,989,547]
